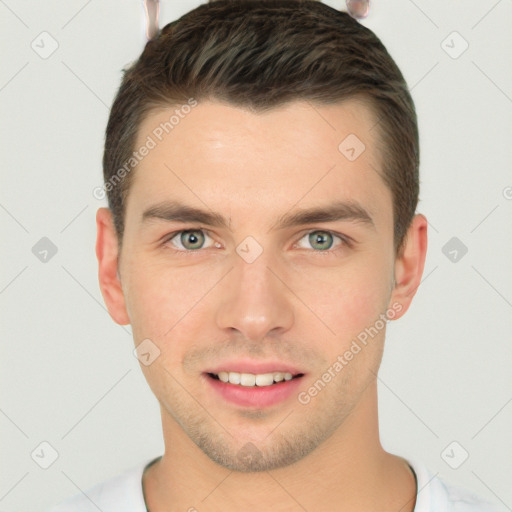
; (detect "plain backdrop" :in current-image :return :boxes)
[1,1,511,511]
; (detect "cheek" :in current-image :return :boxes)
[123,257,218,340]
[125,263,209,389]
[292,252,393,346]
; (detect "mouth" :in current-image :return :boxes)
[207,371,304,387]
[203,366,305,408]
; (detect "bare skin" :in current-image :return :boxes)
[96,99,427,512]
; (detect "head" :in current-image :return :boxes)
[97,0,427,472]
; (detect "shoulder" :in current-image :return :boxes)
[407,458,508,512]
[47,458,155,512]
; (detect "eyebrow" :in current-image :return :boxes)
[141,199,375,232]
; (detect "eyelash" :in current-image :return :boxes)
[162,228,352,257]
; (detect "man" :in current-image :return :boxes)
[50,0,505,510]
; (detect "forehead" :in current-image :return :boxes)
[125,99,391,231]
[136,98,378,163]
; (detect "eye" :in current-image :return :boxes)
[163,228,351,256]
[165,229,217,253]
[294,230,349,255]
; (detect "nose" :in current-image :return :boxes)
[214,248,295,343]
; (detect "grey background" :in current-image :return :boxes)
[1,1,511,510]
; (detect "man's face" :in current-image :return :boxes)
[115,99,400,471]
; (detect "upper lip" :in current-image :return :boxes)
[206,360,305,376]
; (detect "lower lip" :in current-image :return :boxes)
[204,374,304,408]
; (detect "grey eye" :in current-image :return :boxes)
[169,230,210,251]
[307,231,334,251]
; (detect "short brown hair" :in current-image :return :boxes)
[103,0,419,253]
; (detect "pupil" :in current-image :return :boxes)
[183,230,203,249]
[311,231,332,250]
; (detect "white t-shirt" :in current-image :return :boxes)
[48,457,506,512]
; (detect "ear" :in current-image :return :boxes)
[95,207,130,325]
[388,214,428,320]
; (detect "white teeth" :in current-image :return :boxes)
[213,371,297,387]
[255,373,274,386]
[240,373,256,386]
[228,372,241,385]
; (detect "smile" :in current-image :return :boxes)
[204,371,305,408]
[209,371,301,387]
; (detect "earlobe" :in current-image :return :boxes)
[95,208,131,325]
[388,214,428,320]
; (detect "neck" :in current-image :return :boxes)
[143,381,417,512]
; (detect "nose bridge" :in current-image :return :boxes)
[236,241,276,296]
[215,239,294,339]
